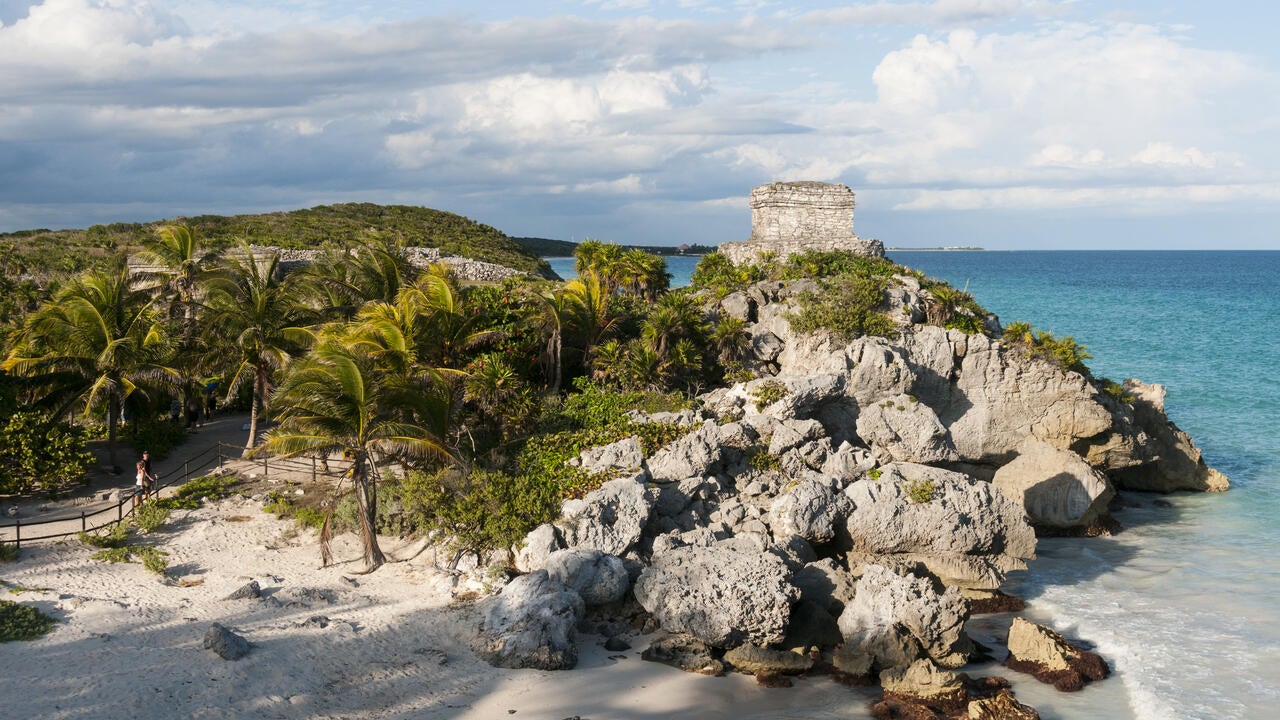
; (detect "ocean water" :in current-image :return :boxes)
[551,249,1280,718]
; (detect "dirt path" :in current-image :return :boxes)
[0,412,256,542]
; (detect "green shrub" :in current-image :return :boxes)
[129,420,188,460]
[558,379,689,429]
[0,600,56,642]
[906,479,935,504]
[92,547,130,563]
[867,468,883,481]
[787,275,896,342]
[780,250,902,281]
[132,501,170,533]
[689,252,763,296]
[137,547,169,575]
[745,445,783,471]
[751,380,789,412]
[155,474,237,510]
[1001,321,1092,376]
[0,412,95,495]
[79,523,129,549]
[1098,378,1135,404]
[402,468,564,557]
[0,540,18,562]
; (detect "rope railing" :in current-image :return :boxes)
[0,442,355,548]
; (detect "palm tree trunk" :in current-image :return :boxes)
[107,394,120,473]
[551,329,562,395]
[354,457,385,570]
[244,369,263,457]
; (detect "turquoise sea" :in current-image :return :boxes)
[552,251,1280,718]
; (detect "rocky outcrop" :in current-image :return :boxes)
[514,523,563,573]
[968,689,1041,720]
[544,548,629,606]
[569,436,644,476]
[878,659,969,714]
[472,570,584,670]
[768,477,852,545]
[855,393,959,464]
[1004,617,1110,691]
[645,421,723,483]
[633,542,798,647]
[993,438,1114,530]
[844,463,1036,590]
[557,477,652,556]
[1111,380,1230,492]
[838,564,971,670]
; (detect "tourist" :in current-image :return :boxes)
[133,460,148,507]
[141,450,158,495]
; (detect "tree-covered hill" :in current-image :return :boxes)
[0,204,553,278]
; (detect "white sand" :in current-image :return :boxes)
[1,496,881,720]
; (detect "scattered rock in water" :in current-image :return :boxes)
[224,580,261,601]
[967,688,1040,719]
[472,570,584,670]
[203,623,250,660]
[724,644,813,675]
[1003,617,1110,691]
[877,659,969,716]
[966,590,1026,615]
[641,632,724,675]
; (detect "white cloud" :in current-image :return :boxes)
[804,0,1069,26]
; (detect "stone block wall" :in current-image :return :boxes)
[719,181,885,265]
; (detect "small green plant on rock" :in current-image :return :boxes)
[1097,378,1135,404]
[745,445,783,471]
[867,468,883,481]
[752,380,789,412]
[0,599,56,642]
[906,479,936,504]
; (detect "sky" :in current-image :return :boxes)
[1,0,1278,249]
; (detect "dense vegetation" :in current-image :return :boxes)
[1,215,1096,573]
[0,203,553,280]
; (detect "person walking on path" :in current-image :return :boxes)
[141,450,158,495]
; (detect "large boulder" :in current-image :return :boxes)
[843,463,1036,590]
[558,477,652,556]
[837,564,971,669]
[768,477,852,545]
[514,523,563,573]
[544,548,629,606]
[1004,617,1110,692]
[855,393,959,464]
[992,438,1114,530]
[1110,380,1230,492]
[646,421,724,483]
[634,543,798,647]
[791,557,858,615]
[472,570,584,670]
[569,436,645,476]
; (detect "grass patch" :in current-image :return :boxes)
[78,523,130,549]
[751,380,789,412]
[0,599,56,642]
[0,540,18,563]
[154,474,238,510]
[132,500,171,533]
[90,545,169,575]
[1002,321,1092,376]
[745,445,783,471]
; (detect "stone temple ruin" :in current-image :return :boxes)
[718,181,885,265]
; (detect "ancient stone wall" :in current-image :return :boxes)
[130,245,526,283]
[719,181,885,265]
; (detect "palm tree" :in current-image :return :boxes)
[260,337,454,570]
[2,260,178,471]
[641,293,706,359]
[135,223,216,338]
[203,246,317,454]
[710,316,751,365]
[407,265,499,369]
[535,289,572,394]
[564,270,619,367]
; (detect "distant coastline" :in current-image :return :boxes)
[888,246,985,251]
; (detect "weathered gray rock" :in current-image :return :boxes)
[879,659,968,711]
[993,438,1114,529]
[838,564,970,669]
[544,548,629,606]
[634,543,798,647]
[832,646,874,676]
[855,393,959,464]
[1111,380,1230,493]
[558,477,652,556]
[820,441,876,481]
[745,373,846,419]
[844,463,1036,589]
[1004,617,1110,691]
[724,644,814,675]
[768,477,852,545]
[569,436,645,476]
[514,523,564,573]
[767,418,826,456]
[791,557,858,615]
[641,632,724,675]
[782,599,843,652]
[646,421,723,483]
[224,580,261,601]
[203,623,251,660]
[472,570,584,670]
[720,292,755,322]
[626,409,702,427]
